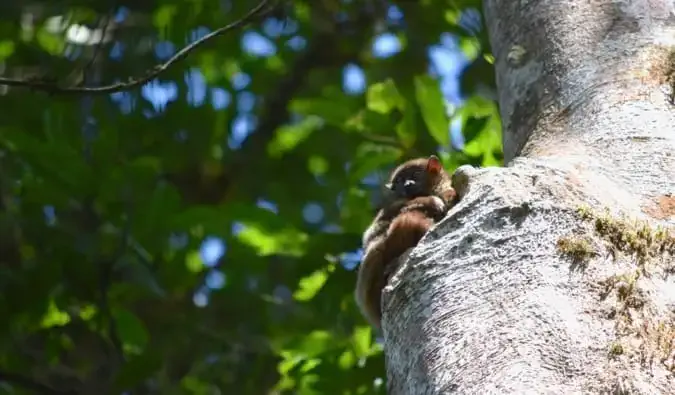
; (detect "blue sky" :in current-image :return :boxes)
[103,5,476,306]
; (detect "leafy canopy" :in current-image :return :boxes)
[0,0,500,393]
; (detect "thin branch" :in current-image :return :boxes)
[0,0,275,95]
[83,9,115,74]
[0,371,75,395]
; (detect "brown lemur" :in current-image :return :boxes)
[355,155,457,330]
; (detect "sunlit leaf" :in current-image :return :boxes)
[278,351,303,375]
[36,28,65,55]
[268,116,323,158]
[294,330,334,358]
[414,75,450,147]
[293,264,335,301]
[0,40,15,60]
[454,95,503,165]
[79,304,98,321]
[237,224,308,257]
[337,350,356,369]
[40,300,70,328]
[459,36,481,60]
[307,155,329,176]
[366,79,404,114]
[462,115,490,144]
[352,325,373,357]
[185,250,204,273]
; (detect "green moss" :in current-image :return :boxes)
[602,271,645,309]
[643,320,675,371]
[608,342,624,357]
[575,205,594,221]
[573,206,674,309]
[556,235,596,267]
[573,206,675,370]
[575,206,675,267]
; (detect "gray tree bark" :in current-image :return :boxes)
[382,1,675,394]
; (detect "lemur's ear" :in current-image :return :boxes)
[426,155,442,174]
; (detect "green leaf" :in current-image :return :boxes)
[79,304,98,321]
[291,99,353,127]
[4,130,94,196]
[153,5,177,30]
[185,250,204,273]
[366,79,404,114]
[337,350,356,369]
[36,28,65,55]
[113,350,163,391]
[0,40,15,60]
[236,224,308,257]
[293,330,334,358]
[347,143,402,183]
[132,182,181,241]
[268,116,323,158]
[113,309,149,353]
[171,206,231,236]
[40,300,70,328]
[395,102,418,147]
[352,325,373,357]
[454,95,503,164]
[278,351,303,375]
[459,36,481,61]
[443,8,476,38]
[124,261,167,297]
[181,376,214,394]
[293,264,334,301]
[307,155,329,176]
[414,75,450,146]
[462,116,490,144]
[344,109,393,134]
[300,358,321,373]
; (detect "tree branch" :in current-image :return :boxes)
[82,9,115,75]
[0,0,275,95]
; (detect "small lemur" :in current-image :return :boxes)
[355,155,457,330]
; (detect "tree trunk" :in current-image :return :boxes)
[382,1,675,393]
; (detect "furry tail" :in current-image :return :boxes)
[355,238,388,330]
[382,211,433,265]
[354,211,434,330]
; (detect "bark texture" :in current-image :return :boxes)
[382,0,675,393]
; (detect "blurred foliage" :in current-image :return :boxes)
[0,0,500,394]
